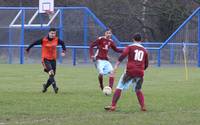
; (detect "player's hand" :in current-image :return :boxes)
[112,61,120,74]
[107,55,114,61]
[112,68,117,75]
[90,56,96,62]
[110,69,116,76]
[61,52,65,57]
[25,48,29,54]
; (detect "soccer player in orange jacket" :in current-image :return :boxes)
[26,28,66,94]
[89,29,123,91]
[105,33,149,111]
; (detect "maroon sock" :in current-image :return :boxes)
[109,77,114,89]
[98,74,104,90]
[111,89,122,106]
[136,90,145,108]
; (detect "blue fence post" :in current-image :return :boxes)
[58,9,63,64]
[8,28,12,64]
[170,43,174,64]
[20,9,25,64]
[198,10,200,67]
[157,49,161,67]
[72,48,76,66]
[83,8,88,63]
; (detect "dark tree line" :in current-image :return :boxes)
[0,0,199,42]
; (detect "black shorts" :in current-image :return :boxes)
[42,59,56,75]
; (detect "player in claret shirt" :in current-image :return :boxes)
[89,29,123,91]
[105,33,149,111]
[26,28,66,94]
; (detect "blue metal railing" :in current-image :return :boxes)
[1,7,200,66]
[0,45,156,65]
[121,7,200,67]
[0,7,121,64]
[198,10,200,67]
[159,7,200,67]
[85,8,121,45]
[159,7,200,49]
[120,42,198,67]
[0,43,197,66]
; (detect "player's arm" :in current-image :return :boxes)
[89,40,98,60]
[58,39,66,57]
[58,39,66,52]
[111,42,123,53]
[144,51,149,70]
[26,39,42,53]
[113,47,129,73]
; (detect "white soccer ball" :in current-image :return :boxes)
[103,86,112,96]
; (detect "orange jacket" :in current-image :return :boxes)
[41,37,58,60]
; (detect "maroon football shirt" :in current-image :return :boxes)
[90,36,122,60]
[118,43,149,77]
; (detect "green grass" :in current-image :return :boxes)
[0,64,200,125]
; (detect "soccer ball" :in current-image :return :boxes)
[103,86,112,96]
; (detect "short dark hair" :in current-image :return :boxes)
[49,28,57,32]
[105,27,112,32]
[133,33,142,41]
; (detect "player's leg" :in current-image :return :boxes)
[50,60,58,93]
[104,88,121,111]
[101,60,115,89]
[98,74,104,90]
[42,59,53,92]
[133,77,146,111]
[111,73,132,107]
[96,60,106,90]
[105,73,132,111]
[109,73,114,89]
[104,61,115,89]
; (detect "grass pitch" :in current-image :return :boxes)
[0,64,200,125]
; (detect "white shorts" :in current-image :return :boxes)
[116,73,143,91]
[96,60,113,75]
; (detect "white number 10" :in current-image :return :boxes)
[134,49,144,61]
